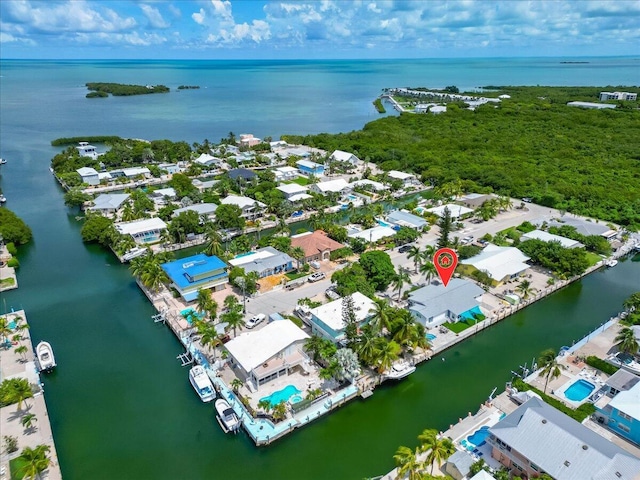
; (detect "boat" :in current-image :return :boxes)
[606,352,640,375]
[188,366,215,403]
[605,259,618,268]
[215,398,240,433]
[36,341,56,372]
[122,247,148,262]
[0,194,6,203]
[0,158,6,165]
[383,360,416,380]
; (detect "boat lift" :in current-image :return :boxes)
[177,351,194,366]
[152,311,166,323]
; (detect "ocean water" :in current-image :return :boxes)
[1,57,639,480]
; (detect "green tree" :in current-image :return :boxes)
[419,261,437,285]
[63,188,91,208]
[437,207,452,249]
[0,209,33,245]
[220,295,245,335]
[392,267,411,300]
[615,327,639,356]
[359,250,396,291]
[373,338,401,374]
[80,214,115,245]
[516,279,534,299]
[369,298,394,334]
[20,413,38,432]
[623,292,640,312]
[203,226,224,258]
[354,324,379,366]
[407,245,423,273]
[418,429,456,474]
[215,204,246,230]
[18,444,51,480]
[0,377,33,411]
[168,173,197,198]
[393,445,424,480]
[289,246,306,270]
[538,348,565,394]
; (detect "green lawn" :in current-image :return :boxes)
[292,177,309,186]
[285,271,308,281]
[586,252,603,267]
[443,320,473,334]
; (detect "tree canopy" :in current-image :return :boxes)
[0,209,33,245]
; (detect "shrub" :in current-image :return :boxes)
[6,243,17,255]
[585,356,619,375]
[512,379,595,422]
[7,258,19,268]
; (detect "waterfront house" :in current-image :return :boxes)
[387,170,417,187]
[87,193,130,217]
[225,320,309,388]
[460,245,531,286]
[276,183,308,199]
[161,253,228,301]
[348,179,387,192]
[427,204,474,220]
[76,142,98,160]
[109,167,151,180]
[348,225,397,243]
[238,133,262,148]
[274,166,299,182]
[158,163,182,175]
[151,188,176,200]
[221,195,265,220]
[290,230,345,263]
[386,209,428,230]
[593,369,640,446]
[458,193,498,209]
[193,153,222,168]
[228,247,294,278]
[309,178,349,196]
[192,179,219,192]
[329,150,360,165]
[227,168,257,183]
[115,217,167,244]
[520,230,584,249]
[488,397,640,480]
[296,159,325,176]
[537,217,618,239]
[76,167,100,186]
[171,203,218,222]
[309,292,376,344]
[408,279,484,328]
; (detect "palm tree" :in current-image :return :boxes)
[140,262,168,293]
[354,324,379,366]
[373,338,401,374]
[419,429,455,474]
[18,444,50,480]
[203,226,224,258]
[516,279,534,299]
[0,317,13,344]
[538,348,565,393]
[392,268,411,300]
[1,377,33,411]
[220,298,245,336]
[231,378,243,393]
[615,327,639,356]
[21,413,38,432]
[258,399,272,413]
[393,445,424,480]
[15,345,28,361]
[391,310,417,347]
[419,261,437,285]
[369,298,394,333]
[421,245,435,262]
[198,323,223,360]
[289,246,306,270]
[406,245,423,273]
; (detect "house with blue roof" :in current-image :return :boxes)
[408,278,485,329]
[296,159,325,176]
[161,254,228,302]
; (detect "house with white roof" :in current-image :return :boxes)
[115,217,167,244]
[594,369,640,446]
[521,230,584,249]
[386,210,428,230]
[274,166,299,182]
[488,397,640,480]
[427,204,474,219]
[348,226,397,243]
[296,159,325,176]
[87,193,130,217]
[408,279,485,328]
[171,203,218,221]
[228,247,294,278]
[109,167,151,179]
[387,170,417,186]
[459,193,498,209]
[193,153,222,167]
[221,195,265,220]
[77,167,100,186]
[225,320,310,388]
[76,142,98,160]
[192,179,219,192]
[461,244,530,285]
[276,183,308,199]
[309,178,350,195]
[151,188,176,199]
[158,163,182,175]
[330,150,360,165]
[538,217,618,239]
[349,179,387,192]
[310,292,376,344]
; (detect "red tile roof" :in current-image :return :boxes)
[290,230,345,258]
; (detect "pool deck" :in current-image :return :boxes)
[0,311,62,480]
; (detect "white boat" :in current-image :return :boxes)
[605,259,618,268]
[606,352,640,375]
[383,360,416,380]
[36,341,56,372]
[0,194,6,203]
[122,247,148,262]
[0,158,6,165]
[215,398,240,433]
[188,366,215,403]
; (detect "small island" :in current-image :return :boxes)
[177,85,200,90]
[85,82,170,98]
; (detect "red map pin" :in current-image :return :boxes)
[433,248,458,287]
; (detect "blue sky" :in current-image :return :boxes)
[1,0,639,59]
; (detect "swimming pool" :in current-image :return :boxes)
[426,333,436,341]
[466,425,490,448]
[290,394,304,404]
[259,385,301,407]
[377,220,392,227]
[180,308,204,324]
[564,379,596,402]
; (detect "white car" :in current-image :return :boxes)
[461,235,474,245]
[245,313,266,329]
[308,272,326,282]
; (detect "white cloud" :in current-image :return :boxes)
[140,4,169,29]
[192,8,206,25]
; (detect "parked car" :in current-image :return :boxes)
[246,313,266,329]
[477,239,489,247]
[461,235,474,245]
[308,272,326,282]
[398,244,413,253]
[325,287,340,300]
[309,261,321,270]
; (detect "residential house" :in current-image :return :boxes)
[348,179,387,192]
[387,170,417,187]
[348,225,397,243]
[594,369,640,446]
[193,153,223,168]
[87,193,130,217]
[427,204,474,219]
[76,142,98,160]
[228,247,294,278]
[386,210,428,230]
[115,217,167,244]
[296,159,325,176]
[161,253,228,302]
[109,167,151,180]
[76,167,100,186]
[225,321,310,388]
[600,91,637,101]
[151,188,176,200]
[273,166,299,182]
[521,230,584,249]
[221,195,265,220]
[537,217,618,239]
[458,193,498,209]
[309,292,376,344]
[408,279,485,328]
[329,150,360,165]
[227,168,257,183]
[172,203,218,222]
[461,245,531,285]
[309,178,349,196]
[192,179,219,192]
[443,450,476,480]
[158,163,182,175]
[488,397,640,480]
[238,133,262,148]
[290,230,345,263]
[276,183,309,200]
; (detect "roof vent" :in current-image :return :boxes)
[542,419,547,424]
[582,445,588,450]
[615,473,622,478]
[564,461,571,467]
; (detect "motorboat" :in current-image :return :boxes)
[122,247,148,262]
[383,360,416,380]
[606,352,640,375]
[36,341,56,372]
[188,365,215,403]
[0,194,6,203]
[605,259,618,268]
[0,158,6,165]
[215,398,240,433]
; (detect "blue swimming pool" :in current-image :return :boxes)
[260,385,301,407]
[466,426,490,448]
[377,220,392,227]
[290,394,304,404]
[180,308,204,324]
[426,333,436,341]
[564,379,595,402]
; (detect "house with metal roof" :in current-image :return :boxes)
[290,230,345,263]
[330,150,360,165]
[225,320,309,388]
[387,170,417,186]
[77,167,100,185]
[115,217,167,244]
[221,195,265,220]
[537,217,618,239]
[76,142,99,160]
[594,370,640,447]
[488,397,640,480]
[276,183,308,199]
[296,159,325,176]
[458,193,498,209]
[228,247,294,278]
[171,203,218,221]
[274,166,299,182]
[87,193,130,216]
[309,292,376,344]
[461,245,531,285]
[427,203,474,219]
[309,178,349,195]
[348,225,397,243]
[408,278,485,329]
[161,253,228,302]
[193,153,223,167]
[227,168,257,182]
[521,229,584,249]
[443,450,477,480]
[386,209,429,230]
